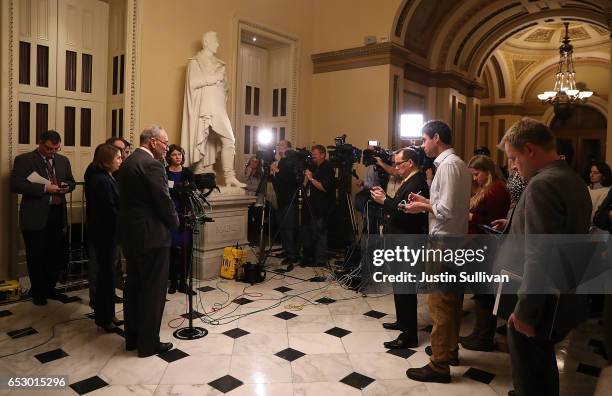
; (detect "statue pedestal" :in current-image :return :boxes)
[193,187,256,279]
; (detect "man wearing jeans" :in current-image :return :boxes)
[404,120,471,383]
[301,145,334,267]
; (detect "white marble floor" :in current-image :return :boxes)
[0,261,606,396]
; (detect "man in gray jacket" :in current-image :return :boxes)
[119,125,179,358]
[11,130,75,305]
[500,118,591,395]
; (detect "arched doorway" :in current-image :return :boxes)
[550,106,607,173]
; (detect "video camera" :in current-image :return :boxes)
[328,134,362,168]
[408,145,434,170]
[362,146,394,168]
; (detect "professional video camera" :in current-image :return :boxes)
[362,146,394,168]
[409,145,434,169]
[328,134,362,168]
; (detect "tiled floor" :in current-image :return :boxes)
[0,261,607,395]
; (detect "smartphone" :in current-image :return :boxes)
[478,224,504,235]
[397,199,407,210]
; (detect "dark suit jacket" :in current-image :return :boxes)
[11,150,76,230]
[382,172,429,234]
[509,160,591,338]
[118,148,179,256]
[86,169,119,249]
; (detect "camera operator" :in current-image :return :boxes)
[301,144,334,267]
[271,140,300,268]
[370,148,429,349]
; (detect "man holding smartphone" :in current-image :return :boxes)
[11,130,76,305]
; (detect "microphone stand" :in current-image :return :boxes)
[173,185,213,340]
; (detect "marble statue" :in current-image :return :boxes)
[181,31,246,187]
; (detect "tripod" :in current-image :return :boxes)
[172,185,214,340]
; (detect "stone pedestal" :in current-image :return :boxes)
[193,186,256,279]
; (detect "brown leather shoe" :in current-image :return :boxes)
[406,364,451,383]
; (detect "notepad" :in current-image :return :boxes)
[27,171,51,185]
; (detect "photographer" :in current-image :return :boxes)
[370,147,429,349]
[301,144,334,267]
[271,140,300,267]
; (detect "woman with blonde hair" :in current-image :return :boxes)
[460,154,510,352]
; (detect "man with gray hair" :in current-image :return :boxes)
[500,117,591,395]
[118,124,179,358]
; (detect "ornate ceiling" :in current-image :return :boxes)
[507,22,610,51]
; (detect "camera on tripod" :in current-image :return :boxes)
[328,134,362,167]
[362,146,394,168]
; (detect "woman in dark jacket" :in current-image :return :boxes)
[166,144,195,294]
[371,148,429,349]
[87,144,122,332]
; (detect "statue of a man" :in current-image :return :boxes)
[181,31,246,187]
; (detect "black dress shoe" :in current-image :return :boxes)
[32,296,47,306]
[425,345,459,366]
[384,334,418,349]
[138,342,173,358]
[406,364,451,383]
[459,335,495,352]
[46,291,67,301]
[382,322,401,331]
[178,287,196,296]
[97,323,119,333]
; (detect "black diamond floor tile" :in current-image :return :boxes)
[275,347,306,362]
[340,372,375,390]
[222,328,250,339]
[197,285,216,293]
[419,325,433,333]
[208,374,244,393]
[158,348,189,363]
[463,367,496,384]
[274,311,298,320]
[0,310,13,318]
[233,297,254,305]
[70,375,109,395]
[180,311,204,319]
[7,327,38,339]
[387,348,416,359]
[363,310,386,319]
[309,276,327,282]
[325,327,351,338]
[273,286,293,293]
[315,297,336,305]
[34,348,68,364]
[577,363,601,377]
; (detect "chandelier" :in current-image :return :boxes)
[537,23,593,106]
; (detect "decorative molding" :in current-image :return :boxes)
[480,103,547,117]
[8,0,15,169]
[311,42,486,98]
[125,0,140,145]
[525,28,555,43]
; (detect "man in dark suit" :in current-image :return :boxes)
[371,147,429,349]
[118,125,179,358]
[11,130,76,306]
[500,118,591,395]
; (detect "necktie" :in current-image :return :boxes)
[45,157,61,205]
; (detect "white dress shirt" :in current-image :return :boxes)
[428,148,471,235]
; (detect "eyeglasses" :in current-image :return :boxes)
[394,160,409,168]
[153,138,169,148]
